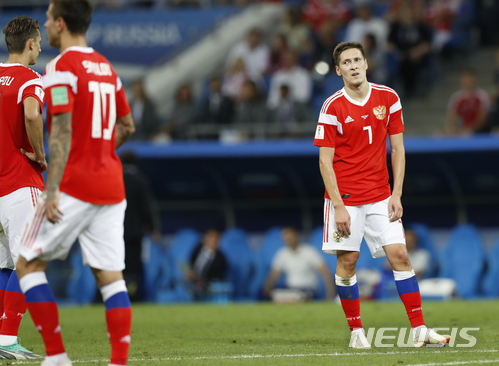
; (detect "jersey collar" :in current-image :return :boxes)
[63,46,94,54]
[342,82,372,107]
[0,63,23,67]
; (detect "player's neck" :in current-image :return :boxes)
[5,53,29,67]
[59,33,88,53]
[344,81,369,102]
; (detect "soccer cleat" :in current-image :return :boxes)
[413,326,451,347]
[349,328,371,349]
[0,338,43,359]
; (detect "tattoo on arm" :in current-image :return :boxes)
[47,113,72,194]
[115,113,135,149]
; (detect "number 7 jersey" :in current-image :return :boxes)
[43,46,131,204]
[313,83,405,206]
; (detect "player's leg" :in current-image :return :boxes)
[365,197,449,347]
[16,192,92,365]
[0,224,12,331]
[92,269,131,366]
[79,199,130,366]
[322,199,370,348]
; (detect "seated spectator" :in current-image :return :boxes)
[222,57,250,101]
[129,79,160,141]
[405,230,430,280]
[267,50,312,111]
[364,33,387,85]
[445,68,491,135]
[268,34,289,74]
[233,80,268,127]
[276,8,311,57]
[302,0,351,33]
[388,5,433,98]
[345,4,389,51]
[263,227,335,300]
[200,75,234,126]
[184,229,228,301]
[158,83,198,141]
[226,28,270,81]
[424,0,461,55]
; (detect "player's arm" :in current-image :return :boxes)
[23,96,47,171]
[319,146,351,236]
[45,112,72,224]
[388,132,405,222]
[115,113,135,149]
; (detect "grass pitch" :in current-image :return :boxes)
[7,300,499,365]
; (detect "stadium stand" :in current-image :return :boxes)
[483,240,499,297]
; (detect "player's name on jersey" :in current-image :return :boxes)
[82,60,112,76]
[0,76,14,86]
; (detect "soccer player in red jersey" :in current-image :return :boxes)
[314,42,449,348]
[15,1,135,366]
[0,16,47,360]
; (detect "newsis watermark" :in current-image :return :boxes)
[364,327,479,348]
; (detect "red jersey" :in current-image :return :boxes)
[0,63,45,197]
[43,46,131,204]
[313,83,405,206]
[448,89,490,128]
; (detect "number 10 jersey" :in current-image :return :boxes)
[43,46,131,205]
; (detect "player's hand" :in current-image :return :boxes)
[388,195,403,222]
[335,205,351,237]
[45,188,63,224]
[21,148,48,172]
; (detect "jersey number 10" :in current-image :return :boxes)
[89,81,116,140]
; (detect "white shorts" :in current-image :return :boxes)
[19,192,126,271]
[322,197,405,258]
[0,187,41,269]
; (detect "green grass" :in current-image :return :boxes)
[6,300,499,365]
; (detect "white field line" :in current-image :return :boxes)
[8,349,499,364]
[406,360,499,366]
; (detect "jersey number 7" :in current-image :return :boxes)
[89,81,116,140]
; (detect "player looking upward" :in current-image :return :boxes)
[15,1,135,366]
[0,15,46,360]
[313,42,449,348]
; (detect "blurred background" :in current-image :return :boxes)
[1,0,498,304]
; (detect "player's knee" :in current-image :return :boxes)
[337,251,359,273]
[391,248,410,267]
[15,256,46,279]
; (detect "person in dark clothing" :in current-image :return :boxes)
[121,151,160,301]
[129,79,160,141]
[185,229,228,300]
[200,76,234,125]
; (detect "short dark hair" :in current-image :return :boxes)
[50,0,93,35]
[3,16,40,54]
[333,42,366,67]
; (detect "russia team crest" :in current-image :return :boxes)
[373,105,386,120]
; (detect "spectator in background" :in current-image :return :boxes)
[129,79,160,141]
[222,57,250,101]
[268,34,289,74]
[388,5,432,98]
[263,227,335,300]
[267,50,312,113]
[233,80,268,127]
[184,229,228,301]
[121,151,161,302]
[312,20,339,70]
[226,28,269,81]
[424,0,461,55]
[158,83,198,141]
[302,0,351,33]
[445,68,491,135]
[200,75,234,126]
[489,49,499,132]
[276,8,311,57]
[345,4,389,51]
[405,230,430,280]
[364,33,387,84]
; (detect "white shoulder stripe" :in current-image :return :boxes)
[318,113,343,135]
[117,76,123,92]
[45,53,64,75]
[321,90,343,114]
[17,79,43,104]
[390,100,402,114]
[43,71,78,94]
